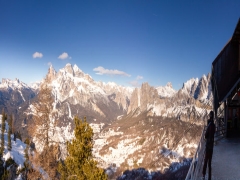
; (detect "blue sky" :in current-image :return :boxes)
[0,1,240,89]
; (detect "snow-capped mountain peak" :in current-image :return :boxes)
[180,74,212,101]
[0,78,30,90]
[156,82,176,98]
[73,64,83,73]
[166,82,173,88]
[182,78,199,91]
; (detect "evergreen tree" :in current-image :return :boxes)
[58,116,107,180]
[16,131,22,141]
[7,114,12,151]
[1,109,7,155]
[23,138,30,179]
[7,129,11,151]
[24,138,30,163]
[9,114,13,135]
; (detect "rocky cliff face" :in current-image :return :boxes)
[126,75,211,123]
[40,64,133,125]
[181,73,212,102]
[128,83,159,114]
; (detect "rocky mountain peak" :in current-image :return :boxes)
[63,63,74,76]
[73,64,85,78]
[179,74,211,101]
[207,73,211,81]
[156,82,176,98]
[182,78,198,90]
[73,64,82,72]
[166,82,173,88]
[47,65,57,81]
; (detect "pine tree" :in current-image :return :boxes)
[7,114,12,151]
[9,114,13,135]
[7,129,11,151]
[58,116,107,180]
[24,138,30,163]
[1,109,7,155]
[23,138,30,179]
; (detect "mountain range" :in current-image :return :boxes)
[0,63,211,123]
[0,63,212,179]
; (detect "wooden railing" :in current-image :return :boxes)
[214,118,227,142]
[185,126,206,180]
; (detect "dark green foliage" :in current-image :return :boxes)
[7,132,11,151]
[7,114,13,151]
[138,138,146,145]
[2,169,9,180]
[7,130,11,151]
[23,141,30,178]
[13,133,16,142]
[58,116,107,180]
[24,138,30,145]
[24,138,30,173]
[15,131,22,141]
[8,114,13,135]
[24,142,29,165]
[0,158,4,178]
[5,158,15,168]
[2,158,16,180]
[1,109,7,155]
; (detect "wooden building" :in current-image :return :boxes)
[211,18,240,137]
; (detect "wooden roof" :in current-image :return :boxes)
[232,18,240,41]
[211,18,240,111]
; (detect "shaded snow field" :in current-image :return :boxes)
[0,115,26,180]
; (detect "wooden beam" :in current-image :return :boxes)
[239,40,240,71]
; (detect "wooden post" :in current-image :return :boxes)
[239,40,240,71]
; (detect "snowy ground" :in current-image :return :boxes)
[211,138,240,180]
[0,115,26,180]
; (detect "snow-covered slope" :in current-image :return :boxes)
[90,111,202,179]
[0,115,26,179]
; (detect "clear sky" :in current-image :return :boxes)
[0,1,240,89]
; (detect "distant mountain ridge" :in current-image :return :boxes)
[0,63,212,125]
[0,78,35,116]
